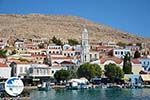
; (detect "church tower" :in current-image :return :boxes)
[81,27,90,63]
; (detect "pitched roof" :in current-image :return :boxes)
[131,59,141,64]
[0,63,7,67]
[60,61,75,64]
[100,56,122,64]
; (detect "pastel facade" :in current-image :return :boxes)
[91,56,143,75]
[113,49,131,58]
[89,51,99,61]
[125,46,140,56]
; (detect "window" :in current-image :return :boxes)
[95,54,97,59]
[121,51,123,55]
[52,70,54,74]
[37,69,39,75]
[25,67,27,72]
[68,53,70,57]
[20,67,23,73]
[115,51,117,55]
[64,53,66,56]
[90,54,92,59]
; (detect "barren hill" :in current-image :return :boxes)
[0,14,149,43]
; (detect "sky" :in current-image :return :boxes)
[0,0,150,38]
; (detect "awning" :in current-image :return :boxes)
[141,75,150,82]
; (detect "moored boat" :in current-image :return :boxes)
[0,82,5,92]
[66,78,89,90]
[38,82,51,91]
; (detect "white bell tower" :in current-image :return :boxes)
[81,26,90,63]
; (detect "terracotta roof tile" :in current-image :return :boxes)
[132,59,141,64]
[0,63,7,67]
[100,56,122,64]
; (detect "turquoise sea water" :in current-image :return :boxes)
[30,88,150,100]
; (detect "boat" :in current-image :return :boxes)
[37,82,51,91]
[0,82,5,92]
[66,78,89,90]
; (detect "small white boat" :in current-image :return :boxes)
[66,78,89,90]
[38,82,51,91]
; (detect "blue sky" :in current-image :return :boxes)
[0,0,150,38]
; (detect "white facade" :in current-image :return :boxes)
[15,63,31,78]
[89,51,99,61]
[113,49,131,58]
[47,44,62,55]
[81,27,90,63]
[31,38,47,45]
[28,64,51,77]
[0,67,11,78]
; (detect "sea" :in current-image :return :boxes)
[30,88,150,100]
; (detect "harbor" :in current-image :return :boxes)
[2,88,149,100]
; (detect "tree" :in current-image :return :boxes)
[52,36,57,44]
[108,49,113,56]
[0,49,7,58]
[55,39,63,46]
[117,42,127,48]
[136,43,142,50]
[51,36,63,46]
[68,39,79,46]
[54,69,70,83]
[11,50,17,55]
[104,63,124,82]
[43,57,51,65]
[127,43,133,46]
[68,70,77,79]
[123,53,132,74]
[38,43,45,49]
[77,63,102,80]
[134,50,141,58]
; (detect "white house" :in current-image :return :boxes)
[113,49,131,58]
[9,62,31,78]
[0,63,11,79]
[28,64,51,78]
[47,44,62,55]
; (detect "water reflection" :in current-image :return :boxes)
[30,88,150,100]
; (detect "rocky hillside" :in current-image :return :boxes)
[0,14,149,43]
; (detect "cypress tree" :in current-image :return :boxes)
[123,52,132,74]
